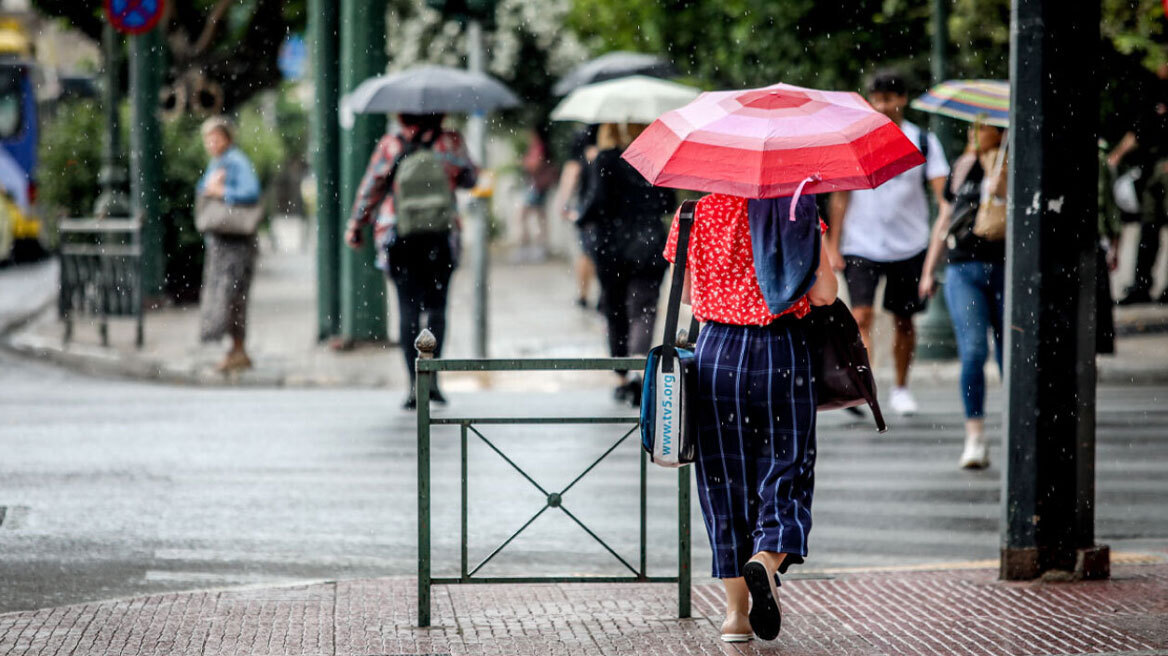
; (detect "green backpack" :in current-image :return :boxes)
[393,142,456,237]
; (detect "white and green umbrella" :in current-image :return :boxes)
[550,75,701,125]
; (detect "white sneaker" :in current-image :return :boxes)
[889,387,918,416]
[959,433,990,469]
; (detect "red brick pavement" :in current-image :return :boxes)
[1,565,1166,655]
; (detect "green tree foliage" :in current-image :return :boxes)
[569,0,933,93]
[1103,0,1168,71]
[38,101,103,219]
[32,0,307,112]
[949,0,1010,78]
[384,0,587,127]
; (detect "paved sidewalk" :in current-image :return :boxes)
[1,562,1166,655]
[5,221,1168,388]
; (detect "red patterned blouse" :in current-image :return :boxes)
[663,193,826,326]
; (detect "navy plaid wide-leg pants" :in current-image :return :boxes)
[693,320,818,579]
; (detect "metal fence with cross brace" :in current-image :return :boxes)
[412,329,692,628]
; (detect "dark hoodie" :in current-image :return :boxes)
[577,148,676,272]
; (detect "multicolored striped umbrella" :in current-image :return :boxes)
[910,79,1010,128]
[620,83,925,201]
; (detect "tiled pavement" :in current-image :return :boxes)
[2,565,1166,656]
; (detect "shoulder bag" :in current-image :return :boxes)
[195,195,264,236]
[972,145,1008,241]
[805,299,887,432]
[639,199,700,467]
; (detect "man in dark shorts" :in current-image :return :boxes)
[826,71,949,415]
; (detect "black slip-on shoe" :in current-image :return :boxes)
[402,389,418,410]
[743,561,781,641]
[430,387,448,404]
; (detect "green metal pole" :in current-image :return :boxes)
[309,0,341,340]
[1001,0,1106,582]
[678,466,691,619]
[338,0,388,343]
[129,25,165,297]
[95,24,129,219]
[416,332,435,626]
[915,0,959,360]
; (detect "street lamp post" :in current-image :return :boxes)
[915,0,958,361]
[338,0,389,343]
[309,0,342,341]
[128,25,164,297]
[95,23,130,220]
[1001,0,1108,581]
[466,19,489,358]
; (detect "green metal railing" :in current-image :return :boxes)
[414,330,691,627]
[58,217,144,348]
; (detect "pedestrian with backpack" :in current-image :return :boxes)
[825,70,950,416]
[345,113,477,409]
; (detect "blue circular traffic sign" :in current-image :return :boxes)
[105,0,165,35]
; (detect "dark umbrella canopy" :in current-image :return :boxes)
[342,65,520,117]
[552,51,679,95]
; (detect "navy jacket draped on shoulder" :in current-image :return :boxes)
[746,195,821,316]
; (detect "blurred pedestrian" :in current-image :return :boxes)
[514,125,558,261]
[577,122,673,404]
[1112,63,1168,305]
[344,113,476,409]
[665,193,837,642]
[1098,145,1122,354]
[919,122,1008,469]
[196,116,261,373]
[552,124,600,308]
[826,70,949,416]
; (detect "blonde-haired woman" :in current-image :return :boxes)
[577,123,674,403]
[196,116,261,372]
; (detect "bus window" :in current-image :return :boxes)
[0,69,22,140]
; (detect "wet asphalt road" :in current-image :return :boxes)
[2,351,1167,613]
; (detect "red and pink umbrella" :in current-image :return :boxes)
[621,83,925,204]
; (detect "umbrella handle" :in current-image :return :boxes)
[789,175,820,221]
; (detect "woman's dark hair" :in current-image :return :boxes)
[867,70,908,96]
[399,113,445,133]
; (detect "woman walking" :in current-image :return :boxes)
[344,113,476,409]
[577,122,674,404]
[196,117,262,373]
[665,193,837,641]
[919,123,1008,469]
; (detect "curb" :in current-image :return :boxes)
[3,322,397,388]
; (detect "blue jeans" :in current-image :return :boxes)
[944,261,1004,419]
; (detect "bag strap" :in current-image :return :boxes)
[662,199,697,373]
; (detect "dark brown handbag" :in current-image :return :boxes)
[805,299,887,432]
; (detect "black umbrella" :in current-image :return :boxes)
[552,51,679,96]
[341,65,520,121]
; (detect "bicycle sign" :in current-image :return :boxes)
[105,0,165,35]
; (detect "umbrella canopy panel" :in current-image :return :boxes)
[553,51,679,95]
[342,65,520,119]
[550,75,701,125]
[911,79,1010,128]
[622,83,925,199]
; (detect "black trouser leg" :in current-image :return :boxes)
[597,266,631,358]
[1096,246,1116,354]
[393,274,425,382]
[626,273,664,357]
[421,272,452,359]
[1132,221,1162,294]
